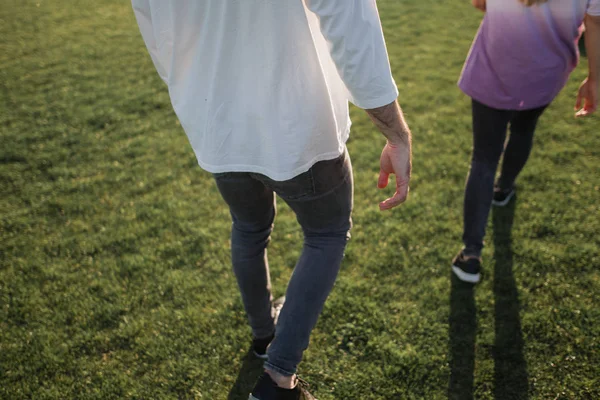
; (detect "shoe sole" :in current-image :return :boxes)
[452,265,481,283]
[253,351,268,360]
[491,190,515,207]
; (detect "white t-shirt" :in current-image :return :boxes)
[132,0,399,180]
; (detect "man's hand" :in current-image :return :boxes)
[575,77,598,117]
[378,142,411,210]
[365,100,412,211]
[472,0,486,12]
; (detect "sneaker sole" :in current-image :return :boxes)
[253,351,268,360]
[491,190,515,207]
[452,265,481,283]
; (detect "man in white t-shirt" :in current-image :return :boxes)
[132,1,412,398]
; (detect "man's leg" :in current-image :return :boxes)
[496,105,548,191]
[261,150,353,378]
[214,173,276,340]
[462,100,512,257]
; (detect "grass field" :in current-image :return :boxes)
[1,1,599,399]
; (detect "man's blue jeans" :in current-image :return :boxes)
[213,148,353,376]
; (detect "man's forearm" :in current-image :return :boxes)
[585,14,600,83]
[365,100,412,146]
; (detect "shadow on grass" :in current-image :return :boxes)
[448,199,528,400]
[448,271,476,400]
[491,199,529,400]
[227,349,264,400]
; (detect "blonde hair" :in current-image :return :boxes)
[519,0,549,6]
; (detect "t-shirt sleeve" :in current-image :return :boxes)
[131,0,168,84]
[588,0,600,16]
[303,0,399,109]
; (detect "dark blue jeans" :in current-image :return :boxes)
[463,100,547,257]
[213,149,353,376]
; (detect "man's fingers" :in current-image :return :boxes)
[378,170,389,189]
[379,181,409,210]
[379,195,400,210]
[576,104,597,117]
[379,191,406,210]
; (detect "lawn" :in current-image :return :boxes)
[1,1,599,399]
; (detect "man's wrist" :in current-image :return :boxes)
[365,101,411,146]
[386,133,409,147]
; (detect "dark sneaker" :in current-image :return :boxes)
[452,251,481,283]
[253,297,285,359]
[249,372,316,400]
[492,185,515,207]
[253,334,274,360]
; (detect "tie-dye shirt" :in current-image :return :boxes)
[459,0,600,110]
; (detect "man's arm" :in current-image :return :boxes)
[365,101,412,210]
[304,0,411,210]
[575,14,600,116]
[303,0,399,109]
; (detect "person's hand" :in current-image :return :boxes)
[575,77,598,117]
[364,100,412,210]
[378,141,411,211]
[472,0,486,12]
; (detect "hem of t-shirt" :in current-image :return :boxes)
[350,87,399,110]
[197,124,352,182]
[458,82,554,111]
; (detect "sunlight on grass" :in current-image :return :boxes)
[1,0,599,399]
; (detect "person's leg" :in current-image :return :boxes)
[260,149,353,378]
[496,104,548,190]
[462,100,512,257]
[214,173,276,341]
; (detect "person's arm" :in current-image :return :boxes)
[131,0,168,85]
[575,14,600,117]
[304,0,411,210]
[472,0,486,12]
[365,101,412,210]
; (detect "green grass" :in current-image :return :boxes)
[1,1,599,399]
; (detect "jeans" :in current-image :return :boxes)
[213,148,353,376]
[463,100,547,257]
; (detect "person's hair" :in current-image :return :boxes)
[518,0,549,6]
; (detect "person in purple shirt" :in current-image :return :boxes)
[452,0,600,283]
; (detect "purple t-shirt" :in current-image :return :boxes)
[459,0,600,110]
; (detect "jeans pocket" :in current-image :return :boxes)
[309,150,350,194]
[258,169,315,201]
